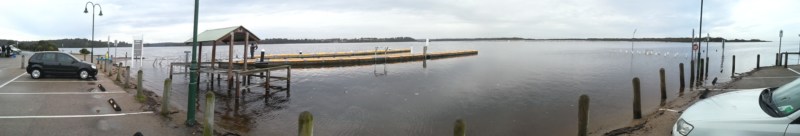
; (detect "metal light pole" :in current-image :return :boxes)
[779,30,783,54]
[186,0,200,126]
[696,0,704,82]
[797,34,799,64]
[84,2,103,63]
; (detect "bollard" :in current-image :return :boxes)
[115,63,121,82]
[125,66,130,88]
[298,111,313,136]
[732,55,736,77]
[21,55,25,69]
[757,54,760,69]
[578,95,589,136]
[454,119,466,136]
[161,78,172,116]
[203,93,215,136]
[660,68,667,100]
[632,77,642,119]
[690,60,695,89]
[136,70,144,101]
[260,50,265,62]
[679,63,685,92]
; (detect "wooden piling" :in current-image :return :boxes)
[203,93,215,136]
[287,66,292,97]
[660,68,666,100]
[777,53,780,66]
[757,54,760,69]
[455,119,466,136]
[690,60,695,89]
[136,70,144,102]
[578,94,589,136]
[299,111,313,136]
[784,53,789,68]
[679,63,685,92]
[698,59,704,83]
[632,77,642,119]
[732,55,736,77]
[161,78,172,116]
[705,57,709,79]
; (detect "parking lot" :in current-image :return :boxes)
[0,57,188,135]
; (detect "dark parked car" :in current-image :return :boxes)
[26,52,97,80]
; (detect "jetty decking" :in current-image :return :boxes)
[234,50,478,67]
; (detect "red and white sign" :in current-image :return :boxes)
[692,43,699,51]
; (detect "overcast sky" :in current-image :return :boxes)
[1,0,799,43]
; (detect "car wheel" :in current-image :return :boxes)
[30,69,42,79]
[79,70,89,80]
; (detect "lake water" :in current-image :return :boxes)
[60,40,799,135]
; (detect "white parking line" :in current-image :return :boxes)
[0,73,26,89]
[789,68,800,75]
[12,81,96,83]
[0,111,153,119]
[0,91,126,95]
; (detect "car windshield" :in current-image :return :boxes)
[771,78,800,116]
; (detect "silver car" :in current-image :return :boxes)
[673,79,800,136]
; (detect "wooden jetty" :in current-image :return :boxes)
[257,48,411,59]
[234,50,478,67]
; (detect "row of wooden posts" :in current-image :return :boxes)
[575,53,791,136]
[199,53,784,136]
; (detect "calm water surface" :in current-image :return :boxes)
[61,41,798,135]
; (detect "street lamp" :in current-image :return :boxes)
[84,1,103,63]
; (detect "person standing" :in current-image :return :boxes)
[249,43,258,59]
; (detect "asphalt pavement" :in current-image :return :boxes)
[0,56,191,135]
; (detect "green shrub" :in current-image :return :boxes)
[80,48,90,55]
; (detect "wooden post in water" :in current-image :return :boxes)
[698,59,704,83]
[757,54,761,69]
[690,60,695,89]
[578,95,589,136]
[203,93,215,136]
[454,119,466,136]
[298,111,313,136]
[632,77,642,119]
[660,68,667,100]
[136,70,144,102]
[227,32,235,92]
[732,55,736,77]
[784,53,789,68]
[287,66,292,97]
[679,63,685,93]
[161,78,171,116]
[705,57,709,79]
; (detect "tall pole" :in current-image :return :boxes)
[84,2,102,63]
[779,30,783,55]
[186,0,200,126]
[697,0,704,82]
[798,34,799,64]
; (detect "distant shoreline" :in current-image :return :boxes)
[4,37,769,48]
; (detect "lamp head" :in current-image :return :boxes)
[98,10,103,16]
[83,7,88,13]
